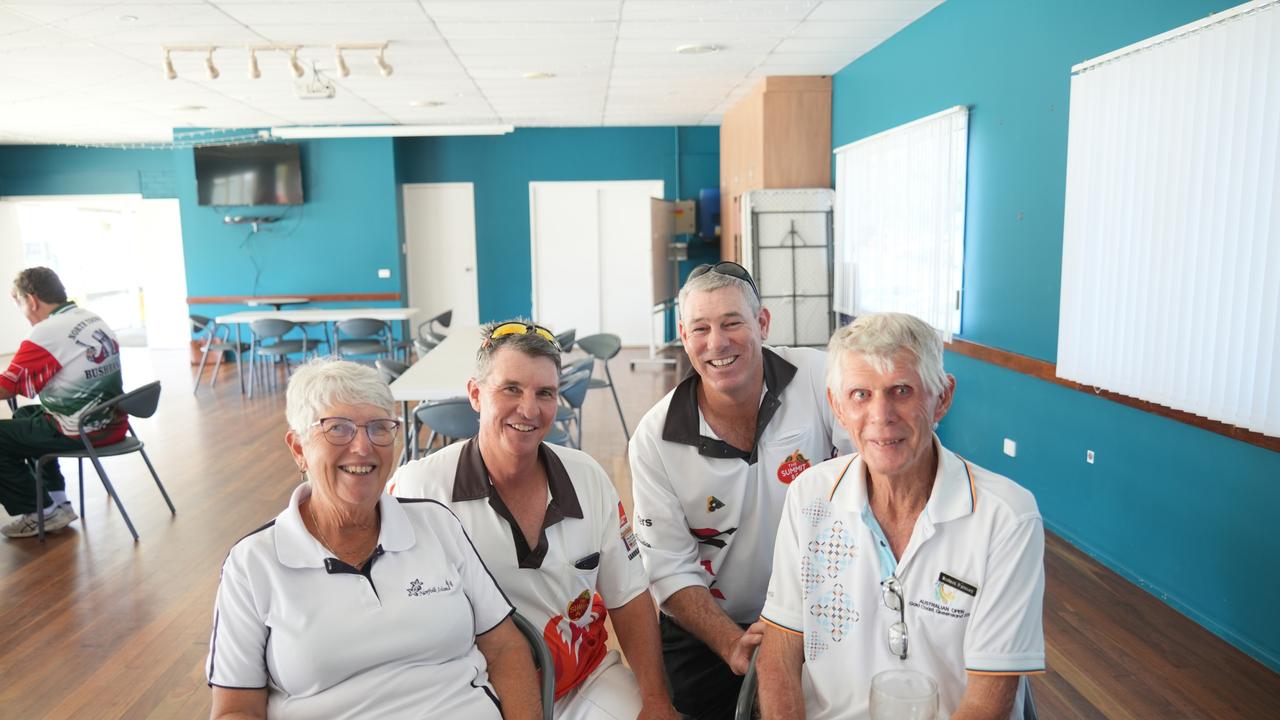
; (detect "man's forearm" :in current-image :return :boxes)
[756,625,805,718]
[951,674,1018,720]
[609,593,673,705]
[661,585,744,663]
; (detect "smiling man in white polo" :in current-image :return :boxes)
[756,312,1045,719]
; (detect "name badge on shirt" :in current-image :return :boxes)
[938,572,978,597]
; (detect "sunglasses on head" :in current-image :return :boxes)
[486,321,561,351]
[687,261,760,299]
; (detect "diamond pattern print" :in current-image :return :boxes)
[800,497,831,528]
[805,634,829,662]
[807,520,857,578]
[809,582,859,642]
[801,555,822,595]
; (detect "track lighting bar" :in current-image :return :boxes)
[160,43,393,81]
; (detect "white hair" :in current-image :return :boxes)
[285,357,395,434]
[826,313,947,398]
[677,269,761,324]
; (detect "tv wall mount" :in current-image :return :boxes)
[223,215,281,232]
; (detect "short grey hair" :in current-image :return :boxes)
[826,313,947,399]
[677,269,761,323]
[474,319,562,383]
[285,357,395,434]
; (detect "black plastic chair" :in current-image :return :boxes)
[511,611,555,720]
[248,319,309,397]
[423,309,453,342]
[374,358,409,384]
[190,314,247,394]
[335,318,391,361]
[574,334,629,441]
[411,398,479,459]
[554,328,576,354]
[34,381,175,542]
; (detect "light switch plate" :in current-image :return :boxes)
[1003,438,1017,457]
[377,268,391,279]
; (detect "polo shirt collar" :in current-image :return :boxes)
[451,438,584,569]
[275,482,416,569]
[830,436,975,525]
[660,346,798,463]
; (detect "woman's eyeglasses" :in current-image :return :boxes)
[311,417,402,447]
[486,321,561,350]
[687,261,760,299]
[882,575,909,660]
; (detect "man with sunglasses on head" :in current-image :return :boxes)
[388,321,678,720]
[756,313,1045,719]
[628,262,852,719]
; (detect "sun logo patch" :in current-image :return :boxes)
[706,496,725,512]
[777,450,811,484]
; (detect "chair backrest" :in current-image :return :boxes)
[337,318,389,339]
[576,333,621,361]
[250,318,299,340]
[190,314,212,334]
[554,328,576,353]
[564,356,594,377]
[375,358,409,384]
[558,367,592,409]
[510,611,555,720]
[79,381,162,433]
[413,398,480,440]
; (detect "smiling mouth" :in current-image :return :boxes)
[339,464,376,476]
[869,439,903,447]
[708,356,738,368]
[508,422,538,432]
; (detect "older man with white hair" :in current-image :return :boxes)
[629,262,852,720]
[757,312,1045,720]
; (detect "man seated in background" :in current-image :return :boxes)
[628,262,851,719]
[389,321,677,720]
[757,312,1045,719]
[0,266,125,538]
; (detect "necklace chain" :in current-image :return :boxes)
[308,501,346,560]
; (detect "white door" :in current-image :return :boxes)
[402,183,479,330]
[137,198,189,349]
[529,180,663,345]
[0,201,25,354]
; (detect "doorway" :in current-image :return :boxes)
[402,183,479,329]
[529,180,664,345]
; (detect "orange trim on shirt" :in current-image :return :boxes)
[826,457,857,501]
[761,617,804,636]
[966,669,1046,676]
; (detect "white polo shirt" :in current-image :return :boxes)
[629,346,852,623]
[761,439,1046,720]
[388,439,649,701]
[207,483,514,720]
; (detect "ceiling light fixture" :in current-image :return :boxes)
[522,71,555,80]
[409,99,445,107]
[374,45,393,76]
[204,48,219,79]
[676,43,721,55]
[247,48,261,79]
[289,48,306,78]
[270,124,514,139]
[334,47,350,77]
[162,49,176,80]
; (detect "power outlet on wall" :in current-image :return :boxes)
[1086,449,1095,464]
[1003,438,1017,457]
[377,268,391,279]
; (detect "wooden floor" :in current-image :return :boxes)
[0,347,1276,719]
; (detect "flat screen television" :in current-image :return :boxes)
[194,143,303,206]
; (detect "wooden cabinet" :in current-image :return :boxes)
[719,76,832,262]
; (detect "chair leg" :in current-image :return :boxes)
[603,363,630,441]
[137,447,176,515]
[210,347,226,388]
[86,453,140,541]
[193,342,214,394]
[78,458,85,520]
[35,458,46,542]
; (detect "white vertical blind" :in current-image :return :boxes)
[1058,0,1280,436]
[833,106,968,337]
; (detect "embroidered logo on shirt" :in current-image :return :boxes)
[618,502,639,559]
[777,450,811,484]
[406,577,454,597]
[567,589,592,621]
[706,495,725,512]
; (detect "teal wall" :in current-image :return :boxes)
[1,127,718,325]
[396,126,721,321]
[832,0,1279,670]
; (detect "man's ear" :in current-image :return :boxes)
[934,374,957,424]
[757,305,771,342]
[467,377,483,413]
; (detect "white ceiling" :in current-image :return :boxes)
[0,0,943,145]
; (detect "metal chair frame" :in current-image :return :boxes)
[334,318,392,361]
[248,319,309,397]
[411,397,479,459]
[33,381,175,542]
[574,333,629,441]
[511,611,556,720]
[190,315,245,394]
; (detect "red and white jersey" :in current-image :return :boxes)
[389,439,649,700]
[1,302,124,438]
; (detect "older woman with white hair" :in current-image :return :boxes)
[756,312,1045,720]
[207,358,540,720]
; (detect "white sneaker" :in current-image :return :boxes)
[1,504,77,538]
[57,501,78,521]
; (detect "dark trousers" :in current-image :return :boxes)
[0,405,77,515]
[660,614,746,720]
